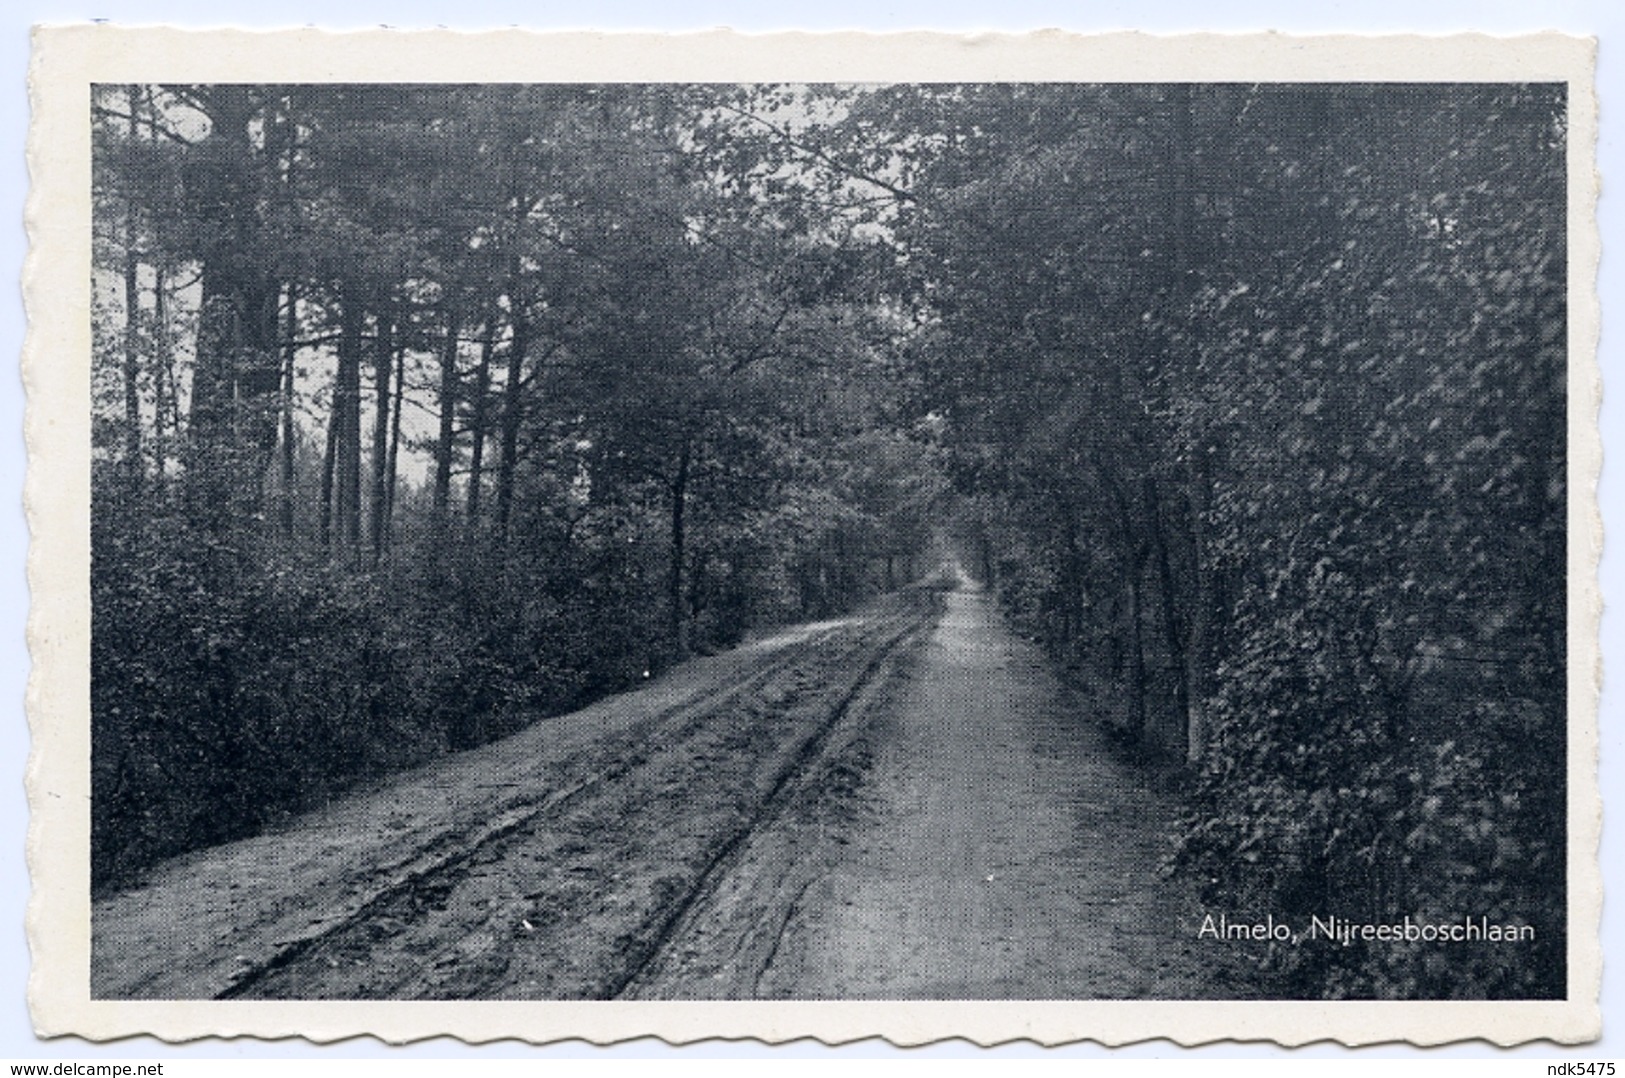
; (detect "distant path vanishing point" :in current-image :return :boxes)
[627,567,1264,1000]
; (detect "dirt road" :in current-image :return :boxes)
[623,569,1260,1000]
[92,572,1262,1000]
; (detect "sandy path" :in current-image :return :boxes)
[92,600,926,1000]
[634,570,1263,999]
[789,575,1247,997]
[93,574,1263,1001]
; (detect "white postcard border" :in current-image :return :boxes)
[24,25,1602,1047]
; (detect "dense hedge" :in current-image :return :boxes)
[916,84,1568,998]
[89,475,915,891]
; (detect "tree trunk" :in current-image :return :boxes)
[1057,495,1088,656]
[1183,451,1214,763]
[152,265,174,490]
[495,296,528,536]
[1098,466,1148,740]
[369,315,394,563]
[121,85,143,485]
[1125,563,1148,739]
[184,86,283,529]
[466,316,496,523]
[432,305,460,521]
[331,294,365,559]
[384,328,406,552]
[278,283,299,540]
[120,244,142,480]
[319,396,337,551]
[1165,82,1195,287]
[185,291,238,536]
[669,443,692,654]
[1145,474,1190,751]
[1161,83,1212,762]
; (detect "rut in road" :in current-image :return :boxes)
[228,604,930,1000]
[626,569,1267,999]
[92,588,939,1001]
[93,574,1263,1001]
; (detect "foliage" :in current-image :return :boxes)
[90,84,935,892]
[878,83,1567,997]
[91,80,1572,1004]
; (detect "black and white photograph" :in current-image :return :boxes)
[24,26,1601,1047]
